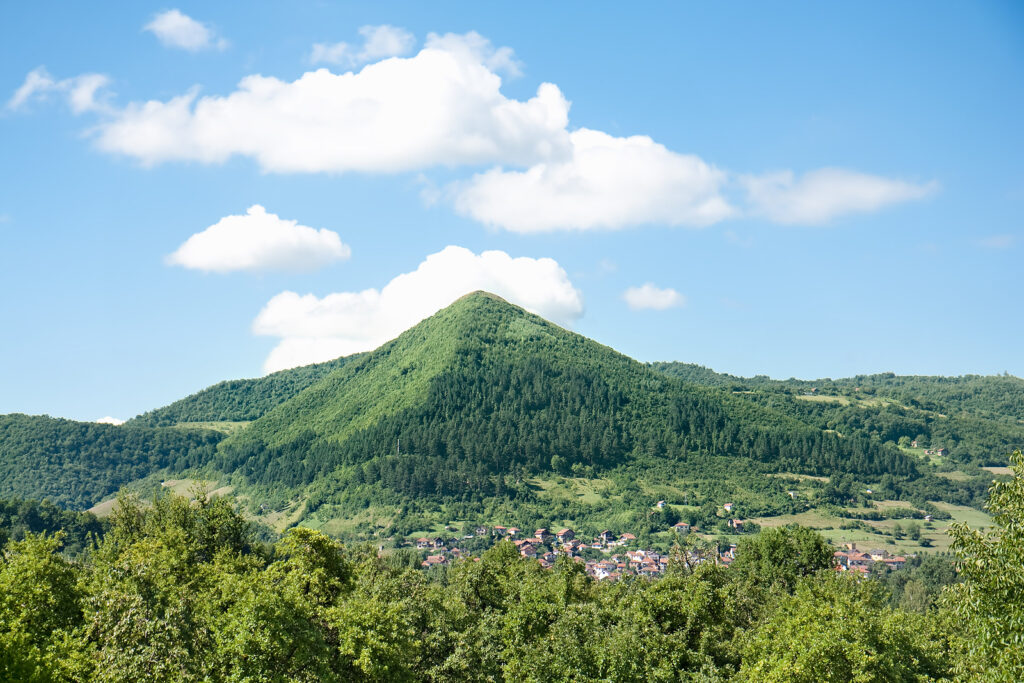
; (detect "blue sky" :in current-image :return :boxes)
[1,2,1021,422]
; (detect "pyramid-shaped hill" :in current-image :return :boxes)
[214,292,916,501]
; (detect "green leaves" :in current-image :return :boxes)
[940,450,1024,680]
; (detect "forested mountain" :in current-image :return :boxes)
[0,414,223,509]
[210,293,915,517]
[652,363,1024,466]
[0,291,1015,530]
[130,353,364,427]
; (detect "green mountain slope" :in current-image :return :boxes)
[214,293,916,510]
[651,363,1024,466]
[0,414,224,509]
[130,353,365,427]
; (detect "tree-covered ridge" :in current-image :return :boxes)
[215,293,916,507]
[0,497,105,556]
[652,362,1024,466]
[3,456,1022,681]
[0,414,224,509]
[130,353,365,427]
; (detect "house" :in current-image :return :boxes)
[432,537,446,548]
[556,528,575,543]
[507,527,520,537]
[518,543,537,558]
[656,500,666,509]
[422,554,447,567]
[493,525,507,536]
[723,503,734,513]
[672,522,691,533]
[882,556,907,571]
[474,526,489,536]
[729,519,744,530]
[935,447,948,457]
[924,515,934,522]
[868,548,889,561]
[787,491,797,499]
[911,440,919,448]
[597,530,616,544]
[619,532,636,543]
[535,528,554,543]
[415,537,431,550]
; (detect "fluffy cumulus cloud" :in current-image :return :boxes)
[741,168,938,225]
[167,205,351,273]
[8,29,938,231]
[311,25,416,67]
[253,245,583,372]
[622,284,685,311]
[96,416,125,425]
[424,31,522,77]
[452,128,734,232]
[6,67,110,113]
[143,10,227,52]
[92,34,569,173]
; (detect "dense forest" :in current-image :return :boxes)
[1,292,1014,530]
[0,497,105,556]
[0,415,224,509]
[130,354,364,427]
[213,294,917,512]
[1,452,1020,681]
[652,363,1024,466]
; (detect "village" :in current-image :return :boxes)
[407,506,910,581]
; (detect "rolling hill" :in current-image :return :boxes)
[0,292,1015,543]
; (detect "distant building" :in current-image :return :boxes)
[723,503,734,513]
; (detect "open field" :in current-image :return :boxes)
[982,466,1013,476]
[175,421,251,434]
[873,499,915,510]
[794,394,850,405]
[936,470,973,481]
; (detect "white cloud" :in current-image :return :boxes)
[310,25,416,67]
[978,234,1016,249]
[93,37,569,172]
[96,416,125,425]
[623,283,685,311]
[167,205,351,273]
[741,168,938,225]
[253,245,583,372]
[143,10,227,52]
[6,67,110,113]
[424,31,522,77]
[451,128,734,232]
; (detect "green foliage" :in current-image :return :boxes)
[7,487,1023,681]
[738,572,950,682]
[653,363,1024,468]
[0,497,105,555]
[730,525,835,594]
[0,532,83,682]
[0,414,223,509]
[130,353,364,427]
[940,449,1024,680]
[215,293,917,518]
